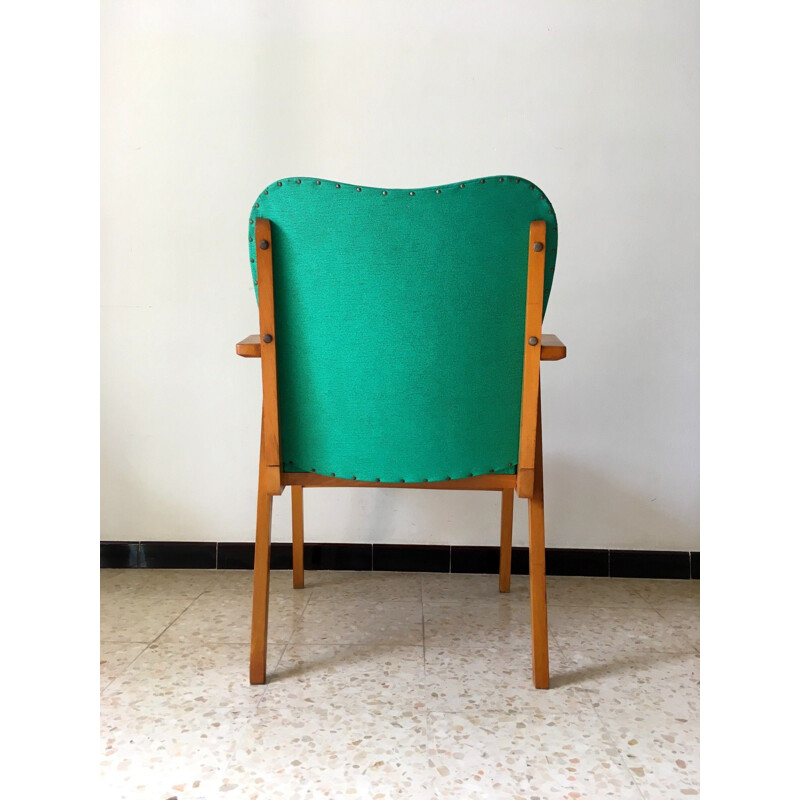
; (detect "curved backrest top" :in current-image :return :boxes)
[249,175,557,312]
[248,175,558,483]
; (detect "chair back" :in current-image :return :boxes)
[249,176,558,483]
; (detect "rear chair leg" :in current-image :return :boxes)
[291,485,305,589]
[499,488,514,592]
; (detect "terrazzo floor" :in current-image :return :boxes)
[100,569,699,799]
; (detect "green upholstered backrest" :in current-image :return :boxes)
[248,176,557,483]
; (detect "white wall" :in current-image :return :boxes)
[101,0,699,550]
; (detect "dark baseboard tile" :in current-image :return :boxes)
[611,549,691,580]
[217,542,255,570]
[542,548,610,577]
[690,551,700,580]
[451,545,500,574]
[305,543,372,571]
[373,544,450,573]
[100,542,140,568]
[217,542,370,571]
[140,542,216,569]
[101,542,699,579]
[453,546,609,577]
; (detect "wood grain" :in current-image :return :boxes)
[249,420,274,684]
[291,485,304,589]
[499,488,514,593]
[516,221,547,497]
[528,390,549,688]
[254,219,282,495]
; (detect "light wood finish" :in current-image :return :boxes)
[281,472,516,490]
[529,387,549,688]
[237,332,566,361]
[516,221,547,498]
[249,418,274,684]
[291,485,305,589]
[539,333,566,361]
[499,488,514,593]
[236,334,263,357]
[515,468,534,499]
[254,219,283,496]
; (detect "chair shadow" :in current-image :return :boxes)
[551,649,694,689]
[266,637,418,683]
[268,645,692,691]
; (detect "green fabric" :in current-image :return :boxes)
[248,176,557,483]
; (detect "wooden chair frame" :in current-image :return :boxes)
[236,218,566,688]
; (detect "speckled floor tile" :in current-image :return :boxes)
[265,644,427,711]
[655,607,700,652]
[423,599,550,650]
[550,606,695,659]
[100,643,283,800]
[102,568,304,600]
[101,593,199,643]
[203,569,299,597]
[305,570,423,602]
[421,573,530,603]
[604,713,700,798]
[291,597,423,645]
[100,568,220,597]
[422,645,590,714]
[422,575,652,608]
[158,590,309,645]
[101,642,281,725]
[100,571,700,799]
[546,576,653,608]
[100,641,148,693]
[427,709,642,799]
[633,579,700,609]
[571,648,699,720]
[208,705,434,800]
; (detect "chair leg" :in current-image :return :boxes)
[291,485,305,589]
[250,432,274,685]
[499,488,514,592]
[529,396,549,688]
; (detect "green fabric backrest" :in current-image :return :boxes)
[249,176,557,483]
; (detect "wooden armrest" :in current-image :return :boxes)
[237,333,566,361]
[539,334,566,361]
[236,335,263,357]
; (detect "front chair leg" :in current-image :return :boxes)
[529,497,549,688]
[528,402,549,688]
[250,476,273,684]
[499,488,514,592]
[291,485,305,589]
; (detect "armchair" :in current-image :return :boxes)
[236,176,566,688]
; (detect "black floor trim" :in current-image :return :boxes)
[102,542,699,579]
[542,548,609,577]
[374,544,450,573]
[611,549,690,580]
[139,542,216,570]
[451,545,499,574]
[305,543,372,571]
[690,551,700,580]
[217,542,256,570]
[100,542,140,569]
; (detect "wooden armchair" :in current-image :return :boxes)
[236,176,566,688]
